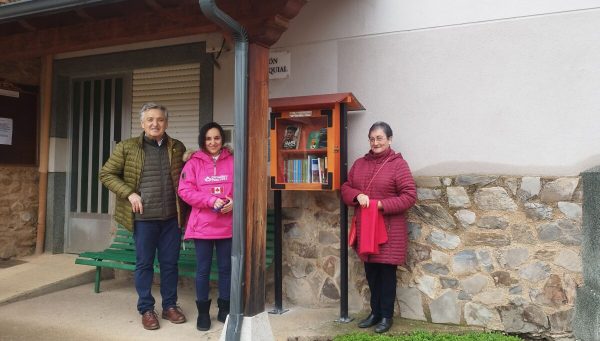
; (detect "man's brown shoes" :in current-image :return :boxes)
[142,307,186,330]
[162,306,187,324]
[142,310,160,330]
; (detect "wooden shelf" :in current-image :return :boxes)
[279,148,327,157]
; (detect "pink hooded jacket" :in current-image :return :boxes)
[178,148,233,240]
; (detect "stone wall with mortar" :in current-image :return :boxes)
[0,58,40,86]
[277,175,581,340]
[0,58,40,259]
[0,167,39,259]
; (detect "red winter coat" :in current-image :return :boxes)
[341,148,417,265]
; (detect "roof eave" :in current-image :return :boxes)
[0,0,125,24]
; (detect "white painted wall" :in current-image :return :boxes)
[213,50,235,125]
[259,0,600,176]
[275,0,600,47]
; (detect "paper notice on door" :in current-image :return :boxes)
[0,117,13,145]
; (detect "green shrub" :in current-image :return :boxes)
[333,330,522,341]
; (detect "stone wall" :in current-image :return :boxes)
[278,174,581,339]
[0,58,40,86]
[0,167,39,259]
[0,58,40,259]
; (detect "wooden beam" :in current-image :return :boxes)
[240,0,252,13]
[245,0,307,47]
[17,19,36,31]
[243,42,270,317]
[35,54,53,255]
[144,0,163,11]
[0,0,307,61]
[75,8,94,20]
[0,5,216,62]
[247,14,290,48]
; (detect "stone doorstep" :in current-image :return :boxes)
[0,259,26,268]
[0,269,100,307]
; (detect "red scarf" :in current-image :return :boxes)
[357,202,387,257]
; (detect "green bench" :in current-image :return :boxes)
[76,211,275,293]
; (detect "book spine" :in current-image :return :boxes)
[311,157,319,183]
[294,159,298,183]
[324,156,328,184]
[317,157,323,184]
[305,156,310,183]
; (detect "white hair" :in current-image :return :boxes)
[139,102,169,122]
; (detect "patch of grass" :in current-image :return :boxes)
[333,330,522,341]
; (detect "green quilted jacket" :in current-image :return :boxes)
[99,133,186,231]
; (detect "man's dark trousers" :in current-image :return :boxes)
[133,217,181,314]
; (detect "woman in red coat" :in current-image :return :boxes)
[341,121,417,333]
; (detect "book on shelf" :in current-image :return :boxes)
[310,157,320,183]
[282,125,301,150]
[306,130,320,149]
[282,159,286,182]
[284,158,302,183]
[281,156,329,184]
[321,156,328,184]
[317,128,327,149]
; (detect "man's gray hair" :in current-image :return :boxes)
[139,102,169,122]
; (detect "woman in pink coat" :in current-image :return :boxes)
[341,121,417,333]
[178,122,233,331]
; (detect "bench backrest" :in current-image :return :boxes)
[111,210,276,278]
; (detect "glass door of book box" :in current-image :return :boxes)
[274,115,331,189]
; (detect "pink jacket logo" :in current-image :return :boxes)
[204,175,229,182]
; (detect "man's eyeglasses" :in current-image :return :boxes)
[369,136,387,143]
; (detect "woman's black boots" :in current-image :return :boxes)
[357,313,381,328]
[217,298,230,323]
[195,299,211,331]
[358,313,392,333]
[374,317,393,333]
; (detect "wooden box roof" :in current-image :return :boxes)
[270,92,365,112]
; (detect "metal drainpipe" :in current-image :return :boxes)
[198,1,248,341]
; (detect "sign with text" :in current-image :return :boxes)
[289,111,312,117]
[269,51,290,79]
[0,117,13,145]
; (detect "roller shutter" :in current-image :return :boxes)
[131,63,200,149]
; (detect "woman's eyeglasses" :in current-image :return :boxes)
[369,136,387,144]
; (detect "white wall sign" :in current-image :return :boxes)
[269,51,291,79]
[0,117,13,145]
[0,89,19,98]
[289,110,312,117]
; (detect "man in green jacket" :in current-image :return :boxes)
[99,103,187,330]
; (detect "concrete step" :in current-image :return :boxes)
[0,253,99,306]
